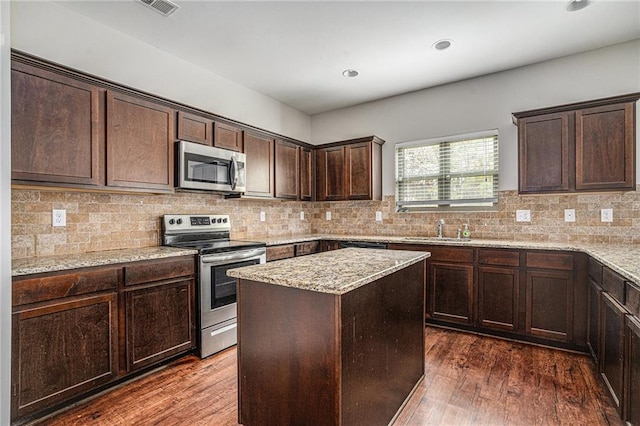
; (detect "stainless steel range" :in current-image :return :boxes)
[162,214,266,358]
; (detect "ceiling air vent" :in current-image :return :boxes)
[138,0,179,17]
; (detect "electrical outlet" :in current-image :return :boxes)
[564,209,576,222]
[260,211,266,222]
[515,209,531,222]
[601,208,613,223]
[52,209,66,227]
[375,211,382,222]
[300,211,305,221]
[326,211,331,221]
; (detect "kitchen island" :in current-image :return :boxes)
[227,248,430,426]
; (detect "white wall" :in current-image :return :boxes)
[10,0,311,142]
[1,0,11,424]
[311,40,640,195]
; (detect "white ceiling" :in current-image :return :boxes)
[55,0,640,115]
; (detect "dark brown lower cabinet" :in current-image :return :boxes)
[625,315,640,425]
[428,261,474,325]
[525,269,574,342]
[478,266,519,331]
[601,292,626,415]
[11,293,118,420]
[587,277,603,364]
[11,255,196,424]
[123,279,195,372]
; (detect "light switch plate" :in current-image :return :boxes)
[326,211,331,221]
[564,209,576,222]
[52,209,66,227]
[375,211,382,222]
[601,208,613,223]
[516,209,531,222]
[300,211,305,221]
[260,211,266,222]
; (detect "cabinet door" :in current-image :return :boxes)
[11,293,118,420]
[625,315,640,425]
[177,111,212,145]
[213,122,243,152]
[274,139,299,199]
[124,279,195,372]
[525,269,573,342]
[11,61,104,186]
[345,142,372,200]
[587,278,603,365]
[518,112,571,193]
[601,292,625,415]
[299,146,313,201]
[316,146,346,201]
[244,132,275,197]
[266,244,295,262]
[320,240,341,252]
[576,102,635,190]
[295,241,320,257]
[106,91,174,191]
[478,266,519,331]
[427,262,474,325]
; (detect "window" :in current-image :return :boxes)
[395,130,499,211]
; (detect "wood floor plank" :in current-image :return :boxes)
[37,327,623,426]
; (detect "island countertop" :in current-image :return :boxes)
[227,247,430,295]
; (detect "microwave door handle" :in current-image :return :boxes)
[230,156,238,190]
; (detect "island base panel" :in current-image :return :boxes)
[237,260,426,426]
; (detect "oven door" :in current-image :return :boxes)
[199,248,265,329]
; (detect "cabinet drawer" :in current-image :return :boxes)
[478,249,520,267]
[13,267,119,306]
[266,244,295,261]
[428,247,474,263]
[526,251,573,271]
[626,282,640,318]
[124,256,195,287]
[295,241,320,257]
[602,267,625,304]
[588,257,603,283]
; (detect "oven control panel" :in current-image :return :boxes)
[163,214,230,232]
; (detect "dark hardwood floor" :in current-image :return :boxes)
[36,327,622,426]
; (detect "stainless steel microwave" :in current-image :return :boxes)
[176,140,246,193]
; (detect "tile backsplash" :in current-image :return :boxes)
[11,187,640,259]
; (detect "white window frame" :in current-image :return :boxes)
[395,129,499,212]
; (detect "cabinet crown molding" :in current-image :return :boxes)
[511,92,640,125]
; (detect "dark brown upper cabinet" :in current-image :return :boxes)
[177,111,213,146]
[213,121,243,152]
[299,146,313,201]
[274,139,299,200]
[106,91,174,191]
[575,102,635,191]
[513,93,639,194]
[11,60,105,186]
[243,131,275,198]
[316,136,384,201]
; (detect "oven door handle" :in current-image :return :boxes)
[201,248,265,264]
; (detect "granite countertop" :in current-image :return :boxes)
[12,246,199,276]
[227,247,430,295]
[260,234,640,287]
[12,233,640,289]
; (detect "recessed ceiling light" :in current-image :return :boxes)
[433,39,453,51]
[342,69,359,78]
[566,0,592,12]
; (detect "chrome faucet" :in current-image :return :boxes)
[436,219,445,238]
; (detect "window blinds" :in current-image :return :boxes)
[396,132,499,210]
